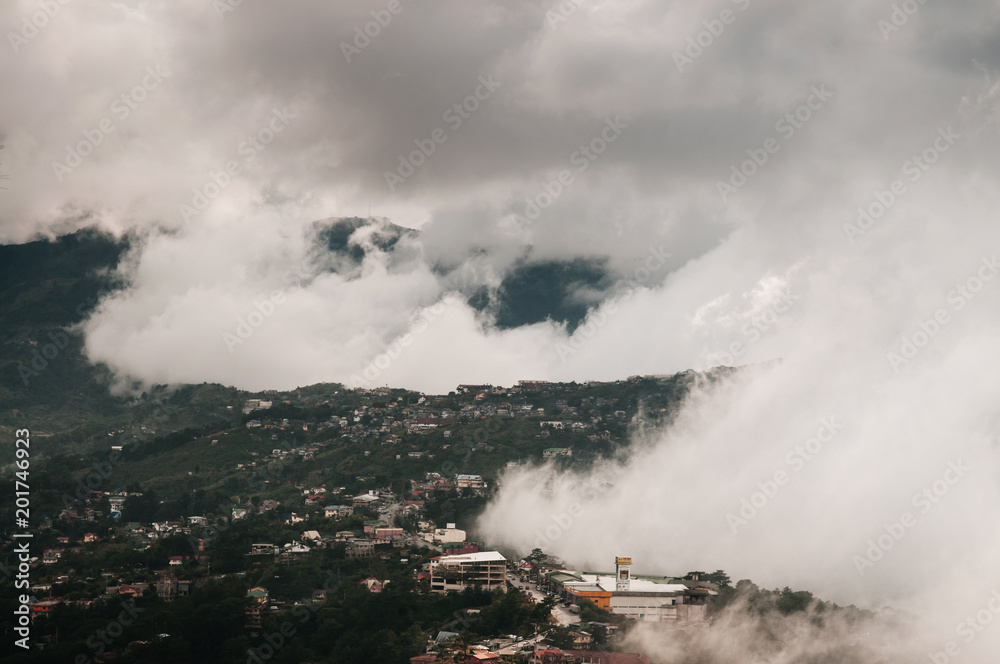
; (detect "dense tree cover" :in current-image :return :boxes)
[0,576,249,663]
[708,578,875,624]
[575,598,625,628]
[1,550,519,663]
[470,257,614,332]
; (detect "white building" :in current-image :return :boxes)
[456,474,487,490]
[324,505,354,519]
[553,557,717,623]
[431,523,466,544]
[430,551,507,593]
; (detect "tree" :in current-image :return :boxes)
[544,625,576,649]
[525,548,549,582]
[684,569,731,588]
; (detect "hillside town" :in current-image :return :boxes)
[2,377,730,661]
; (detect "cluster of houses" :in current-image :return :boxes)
[410,648,651,664]
[252,380,633,452]
[251,518,408,561]
[409,472,488,497]
[21,570,203,622]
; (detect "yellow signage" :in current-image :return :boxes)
[616,557,632,565]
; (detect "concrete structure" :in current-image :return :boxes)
[352,493,381,508]
[324,504,354,518]
[545,557,717,623]
[456,474,487,490]
[430,551,507,593]
[615,556,631,591]
[431,523,466,544]
[375,526,405,540]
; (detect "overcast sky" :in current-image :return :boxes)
[5,1,1000,653]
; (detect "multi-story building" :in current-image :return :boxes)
[544,557,717,622]
[456,474,487,490]
[323,504,354,519]
[245,587,268,633]
[429,551,507,593]
[431,523,466,544]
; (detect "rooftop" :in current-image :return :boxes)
[436,551,506,564]
[572,573,687,594]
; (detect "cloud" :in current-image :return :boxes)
[4,0,1000,637]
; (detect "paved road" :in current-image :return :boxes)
[497,633,546,655]
[506,574,580,626]
[409,535,442,552]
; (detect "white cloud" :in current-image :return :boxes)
[4,0,1000,640]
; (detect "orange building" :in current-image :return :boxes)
[564,584,612,610]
